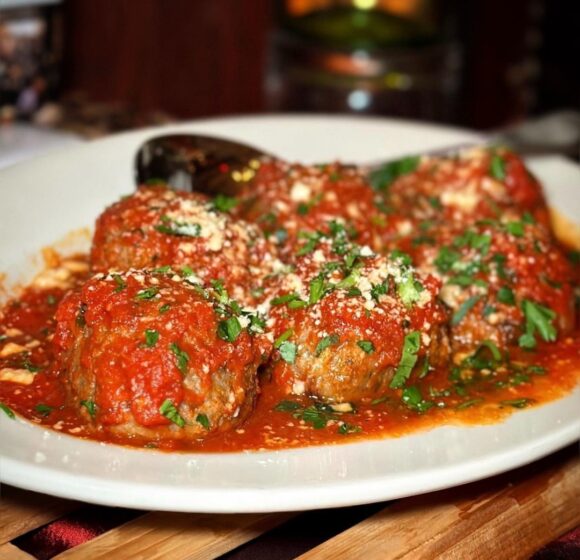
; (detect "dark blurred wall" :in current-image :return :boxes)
[61,0,577,128]
[62,0,272,118]
[535,0,580,114]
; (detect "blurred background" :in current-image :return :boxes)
[0,0,578,153]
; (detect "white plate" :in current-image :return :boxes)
[0,115,579,513]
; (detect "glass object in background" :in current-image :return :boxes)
[267,0,461,122]
[0,0,63,124]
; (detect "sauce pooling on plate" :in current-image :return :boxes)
[0,146,578,452]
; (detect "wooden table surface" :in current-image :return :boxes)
[1,444,578,560]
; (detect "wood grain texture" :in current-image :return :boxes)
[54,511,294,560]
[0,542,36,560]
[0,486,78,544]
[299,451,580,560]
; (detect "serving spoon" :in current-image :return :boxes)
[135,134,271,196]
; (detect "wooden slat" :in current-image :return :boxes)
[0,542,36,560]
[299,454,580,560]
[55,511,295,560]
[0,486,78,544]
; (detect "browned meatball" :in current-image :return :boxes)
[233,159,399,257]
[374,147,550,238]
[53,270,268,440]
[405,211,575,358]
[263,225,450,403]
[91,185,280,305]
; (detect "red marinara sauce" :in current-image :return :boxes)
[0,252,578,453]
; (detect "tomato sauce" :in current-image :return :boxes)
[0,255,578,452]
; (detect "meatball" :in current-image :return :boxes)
[91,185,280,305]
[263,225,450,403]
[53,270,268,440]
[406,211,575,358]
[377,147,549,235]
[234,159,399,257]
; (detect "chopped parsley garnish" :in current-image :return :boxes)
[297,203,309,215]
[357,340,375,354]
[274,400,302,413]
[169,343,190,374]
[271,293,302,306]
[154,215,201,237]
[34,404,54,417]
[212,194,238,212]
[491,253,509,279]
[500,398,535,409]
[152,265,172,275]
[196,413,210,429]
[370,279,389,301]
[401,386,433,413]
[390,331,421,389]
[159,399,185,427]
[518,300,557,349]
[505,221,525,237]
[210,279,229,304]
[568,250,580,265]
[288,299,308,310]
[434,246,461,273]
[159,303,171,314]
[46,294,57,306]
[274,328,294,349]
[0,402,15,419]
[483,304,497,317]
[309,275,325,306]
[335,269,360,290]
[297,194,323,216]
[397,271,423,308]
[135,287,159,301]
[338,422,362,435]
[22,358,41,373]
[451,295,481,326]
[390,249,412,266]
[296,231,322,256]
[453,230,491,255]
[80,400,96,418]
[461,340,502,371]
[456,398,484,410]
[274,399,360,434]
[247,311,267,334]
[217,316,242,343]
[497,286,516,306]
[369,155,420,191]
[111,274,126,292]
[296,404,331,429]
[181,265,195,277]
[428,196,442,209]
[522,212,535,224]
[278,341,297,364]
[315,334,339,356]
[144,329,159,348]
[489,154,506,181]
